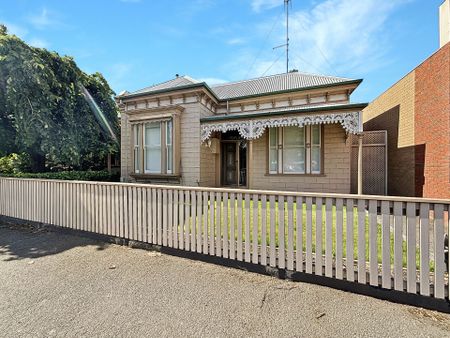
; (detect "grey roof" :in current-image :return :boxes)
[211,72,356,100]
[122,72,360,100]
[129,76,200,96]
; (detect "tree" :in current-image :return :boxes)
[0,26,119,171]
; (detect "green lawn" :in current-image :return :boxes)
[179,199,432,270]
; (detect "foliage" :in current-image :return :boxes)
[0,25,120,171]
[0,153,31,174]
[1,170,119,182]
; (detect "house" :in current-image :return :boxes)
[117,71,367,193]
[363,0,450,199]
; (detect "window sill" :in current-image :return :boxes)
[131,173,180,179]
[265,173,325,177]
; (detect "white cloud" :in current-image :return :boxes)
[251,0,283,12]
[28,38,49,48]
[104,62,134,93]
[233,0,409,79]
[227,37,246,45]
[28,8,60,29]
[198,77,229,85]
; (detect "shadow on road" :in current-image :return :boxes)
[0,221,108,261]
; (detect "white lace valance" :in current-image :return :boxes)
[201,111,361,142]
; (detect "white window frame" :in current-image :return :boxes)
[144,121,162,174]
[133,124,140,174]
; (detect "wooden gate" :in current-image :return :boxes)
[351,131,387,195]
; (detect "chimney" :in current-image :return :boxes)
[440,0,450,47]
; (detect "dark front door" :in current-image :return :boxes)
[222,142,238,186]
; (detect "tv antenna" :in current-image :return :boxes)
[273,0,291,73]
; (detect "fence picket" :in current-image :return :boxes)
[269,195,276,267]
[261,195,267,266]
[191,190,196,252]
[406,202,416,293]
[178,189,184,249]
[325,197,333,278]
[210,191,215,256]
[252,193,259,264]
[381,201,391,289]
[197,191,202,253]
[202,191,208,254]
[306,197,313,274]
[434,204,445,299]
[346,199,354,282]
[216,192,221,257]
[168,190,173,247]
[357,199,366,284]
[230,193,236,260]
[315,197,323,276]
[278,195,285,269]
[369,200,378,286]
[184,189,190,250]
[223,192,228,258]
[393,201,403,291]
[237,193,243,261]
[173,190,179,248]
[335,198,343,279]
[244,194,251,263]
[419,203,430,296]
[287,196,294,271]
[295,196,303,272]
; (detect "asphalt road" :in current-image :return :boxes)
[1,222,450,338]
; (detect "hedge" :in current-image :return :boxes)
[0,170,120,182]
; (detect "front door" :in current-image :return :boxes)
[221,140,247,187]
[222,142,238,186]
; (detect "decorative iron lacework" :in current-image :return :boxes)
[201,111,361,142]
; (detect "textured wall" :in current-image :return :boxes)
[250,124,351,193]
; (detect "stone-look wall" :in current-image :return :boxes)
[249,124,351,193]
[362,72,416,197]
[120,112,133,181]
[415,43,450,198]
[199,106,218,187]
[120,101,215,186]
[363,42,450,198]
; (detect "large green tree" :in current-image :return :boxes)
[0,25,119,171]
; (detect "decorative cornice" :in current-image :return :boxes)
[200,111,361,142]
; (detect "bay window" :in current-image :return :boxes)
[132,118,176,175]
[268,125,322,174]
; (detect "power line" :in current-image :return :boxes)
[245,6,284,79]
[261,52,284,77]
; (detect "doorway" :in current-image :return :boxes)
[221,134,247,187]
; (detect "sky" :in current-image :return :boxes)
[0,0,445,103]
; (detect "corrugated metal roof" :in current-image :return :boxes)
[211,72,354,100]
[123,72,358,100]
[130,76,200,95]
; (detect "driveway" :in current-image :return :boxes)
[1,222,449,338]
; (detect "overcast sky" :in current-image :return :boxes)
[0,0,444,102]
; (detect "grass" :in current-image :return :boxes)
[178,199,435,271]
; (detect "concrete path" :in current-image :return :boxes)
[1,223,450,338]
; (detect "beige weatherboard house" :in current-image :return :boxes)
[117,71,367,193]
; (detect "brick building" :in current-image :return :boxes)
[363,0,450,199]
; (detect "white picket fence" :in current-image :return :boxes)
[0,177,449,299]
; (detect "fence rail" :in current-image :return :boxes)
[0,177,449,300]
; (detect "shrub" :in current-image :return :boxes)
[1,170,119,182]
[0,153,31,174]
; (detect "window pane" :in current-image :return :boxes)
[284,126,305,146]
[269,128,277,147]
[311,146,321,173]
[146,149,161,173]
[145,123,161,147]
[283,148,305,173]
[145,122,161,173]
[166,120,173,173]
[134,125,140,146]
[269,148,278,172]
[312,125,320,145]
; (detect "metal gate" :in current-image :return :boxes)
[351,131,387,195]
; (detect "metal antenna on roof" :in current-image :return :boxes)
[273,0,291,73]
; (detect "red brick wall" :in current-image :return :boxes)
[414,43,450,198]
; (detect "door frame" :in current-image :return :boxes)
[220,140,248,188]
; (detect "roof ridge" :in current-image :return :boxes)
[211,71,352,88]
[131,75,199,94]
